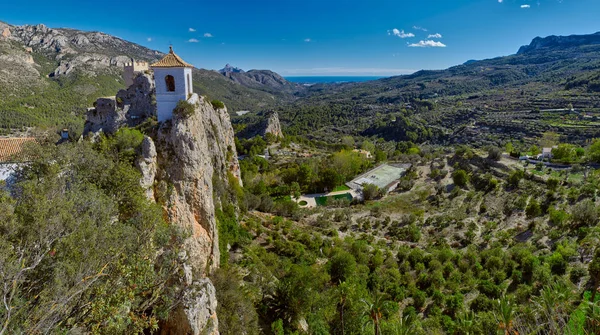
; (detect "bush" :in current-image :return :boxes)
[173,100,195,118]
[571,199,598,227]
[452,169,469,188]
[487,146,502,161]
[211,99,225,109]
[363,183,382,201]
[508,170,524,188]
[526,199,542,218]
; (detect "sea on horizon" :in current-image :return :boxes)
[285,76,387,84]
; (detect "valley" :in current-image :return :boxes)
[1,15,600,335]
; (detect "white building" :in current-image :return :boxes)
[150,47,194,122]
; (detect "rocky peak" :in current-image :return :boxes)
[5,23,162,77]
[517,32,600,54]
[262,111,284,138]
[219,63,244,74]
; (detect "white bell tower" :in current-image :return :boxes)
[150,46,194,122]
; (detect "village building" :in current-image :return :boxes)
[150,46,196,122]
[0,137,36,182]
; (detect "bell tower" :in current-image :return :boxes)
[150,46,194,122]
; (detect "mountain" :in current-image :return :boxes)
[276,31,600,145]
[218,64,304,95]
[219,63,244,74]
[517,32,600,54]
[0,22,294,133]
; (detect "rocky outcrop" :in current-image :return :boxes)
[136,136,157,200]
[153,96,241,334]
[83,73,156,135]
[83,97,126,135]
[160,278,218,335]
[156,96,240,274]
[262,111,284,138]
[518,32,600,54]
[116,73,156,123]
[218,64,304,94]
[5,23,162,77]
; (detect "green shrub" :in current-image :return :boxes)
[452,169,469,187]
[173,100,195,118]
[211,99,225,109]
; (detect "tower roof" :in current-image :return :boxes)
[150,46,193,68]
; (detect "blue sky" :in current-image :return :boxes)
[2,0,599,76]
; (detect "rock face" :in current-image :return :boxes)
[116,72,156,123]
[156,96,240,274]
[83,97,126,135]
[518,32,600,54]
[84,78,241,333]
[153,96,241,334]
[218,64,304,94]
[83,73,156,135]
[136,136,157,200]
[5,23,162,77]
[262,111,284,138]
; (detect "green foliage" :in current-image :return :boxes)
[571,199,598,227]
[526,198,542,218]
[0,141,182,334]
[173,99,195,118]
[452,169,469,188]
[508,169,524,188]
[212,268,260,335]
[487,146,502,161]
[211,99,225,109]
[363,183,382,201]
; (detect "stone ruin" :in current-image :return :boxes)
[83,72,156,136]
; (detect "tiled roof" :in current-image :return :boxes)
[0,137,36,162]
[150,46,193,68]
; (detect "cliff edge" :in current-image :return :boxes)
[154,96,240,334]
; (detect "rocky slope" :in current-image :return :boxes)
[262,111,284,138]
[153,96,240,334]
[219,64,304,95]
[0,20,297,132]
[84,70,241,333]
[3,22,162,77]
[517,31,600,54]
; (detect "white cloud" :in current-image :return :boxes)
[498,0,503,2]
[389,28,415,38]
[147,37,152,42]
[408,40,447,48]
[428,33,442,38]
[521,4,531,8]
[304,38,311,42]
[413,26,428,31]
[189,28,196,32]
[204,32,213,37]
[188,38,199,43]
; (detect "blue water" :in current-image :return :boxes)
[285,76,387,84]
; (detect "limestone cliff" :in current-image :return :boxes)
[153,96,241,334]
[262,111,284,138]
[5,23,161,77]
[83,77,241,333]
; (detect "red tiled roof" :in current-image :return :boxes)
[150,46,193,68]
[0,137,36,162]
